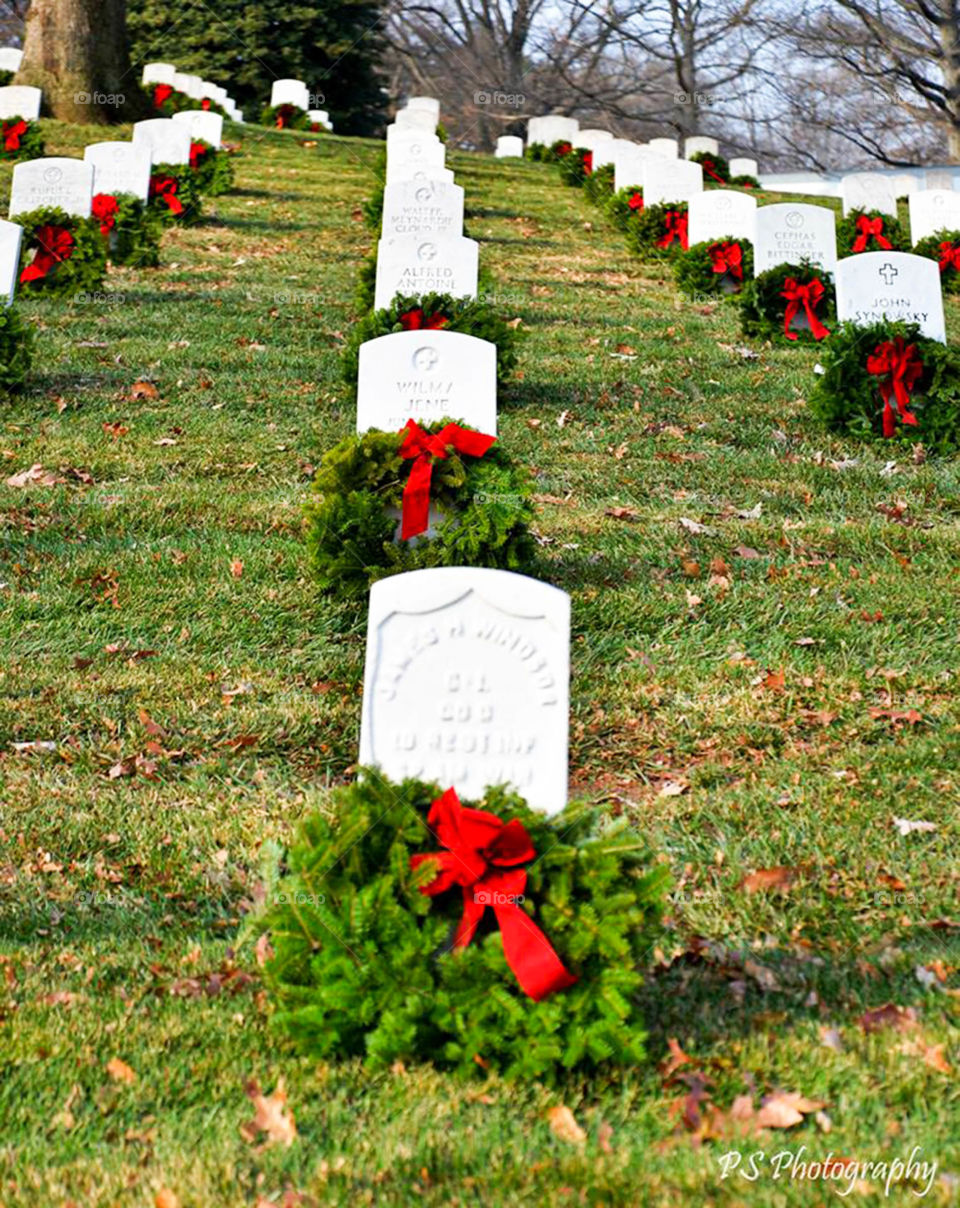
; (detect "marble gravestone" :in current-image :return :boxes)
[407,96,441,122]
[385,140,447,183]
[924,171,957,191]
[395,108,437,133]
[83,142,151,202]
[389,165,455,186]
[172,72,203,100]
[729,156,758,178]
[909,189,960,244]
[0,218,22,305]
[577,129,614,155]
[686,190,757,246]
[594,137,635,170]
[9,157,93,218]
[132,118,192,165]
[841,173,898,217]
[359,568,571,815]
[374,235,479,309]
[642,157,702,207]
[381,179,464,238]
[172,109,223,148]
[0,47,23,73]
[835,252,946,343]
[529,115,578,147]
[647,137,678,159]
[495,136,523,158]
[0,85,42,121]
[754,203,838,275]
[270,78,309,110]
[307,109,331,129]
[357,330,497,435]
[684,135,718,158]
[613,146,662,192]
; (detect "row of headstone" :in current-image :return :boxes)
[269,78,331,131]
[142,62,244,124]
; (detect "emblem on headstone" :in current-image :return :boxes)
[43,167,63,185]
[418,241,437,261]
[785,210,803,229]
[413,346,439,371]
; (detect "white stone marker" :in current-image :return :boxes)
[754,203,838,275]
[577,129,614,155]
[614,146,663,192]
[687,191,757,246]
[836,252,945,343]
[359,567,571,816]
[0,47,23,73]
[648,137,678,159]
[385,139,446,183]
[381,179,464,238]
[924,170,958,191]
[83,141,151,202]
[685,135,718,158]
[841,173,898,217]
[395,107,437,132]
[593,137,634,170]
[530,115,578,146]
[909,189,960,244]
[132,118,192,165]
[172,108,224,148]
[495,135,523,158]
[0,218,22,305]
[307,109,330,129]
[729,156,758,177]
[0,85,41,120]
[642,157,702,206]
[9,157,92,218]
[172,72,203,100]
[270,78,309,110]
[374,235,479,309]
[357,330,497,435]
[389,164,455,186]
[407,96,441,122]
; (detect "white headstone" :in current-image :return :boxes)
[83,141,151,202]
[0,85,41,120]
[0,218,22,305]
[9,157,93,219]
[307,109,330,128]
[577,129,614,155]
[395,107,437,132]
[0,47,23,73]
[388,164,455,186]
[270,78,309,110]
[685,135,718,158]
[924,170,958,191]
[613,146,663,192]
[642,157,703,206]
[357,330,497,435]
[529,115,578,146]
[889,173,919,197]
[374,235,479,310]
[386,124,443,149]
[648,137,678,159]
[754,203,838,275]
[495,135,523,158]
[172,108,223,148]
[593,137,633,170]
[131,118,192,166]
[841,173,899,218]
[385,137,446,183]
[359,568,570,815]
[172,72,203,100]
[407,96,441,122]
[141,62,176,87]
[835,251,945,343]
[909,189,960,244]
[687,190,757,246]
[729,156,758,177]
[381,179,464,238]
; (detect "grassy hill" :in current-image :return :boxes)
[0,121,958,1206]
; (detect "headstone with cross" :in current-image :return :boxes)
[835,251,945,342]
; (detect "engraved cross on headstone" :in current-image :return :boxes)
[879,262,899,286]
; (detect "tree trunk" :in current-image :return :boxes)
[939,5,960,162]
[17,0,149,123]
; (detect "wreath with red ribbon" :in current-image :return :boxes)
[90,192,164,268]
[15,207,107,298]
[674,236,754,297]
[259,102,312,131]
[626,201,690,258]
[739,260,836,343]
[0,114,44,161]
[838,208,908,255]
[914,228,960,295]
[689,151,730,185]
[147,162,203,225]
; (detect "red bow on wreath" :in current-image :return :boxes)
[780,276,830,341]
[866,336,922,438]
[153,84,174,109]
[20,224,75,283]
[411,787,578,1001]
[556,141,572,156]
[656,209,688,249]
[399,307,449,331]
[937,240,960,273]
[628,190,644,211]
[201,98,212,110]
[582,151,593,174]
[397,419,496,540]
[708,240,743,280]
[91,193,120,238]
[2,119,27,152]
[275,104,296,129]
[150,174,184,215]
[700,158,726,184]
[189,140,208,171]
[852,214,892,253]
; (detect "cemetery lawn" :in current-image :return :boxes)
[1,122,959,1208]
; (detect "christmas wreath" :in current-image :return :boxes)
[262,774,670,1078]
[341,292,522,395]
[914,229,960,295]
[0,116,44,162]
[729,173,760,190]
[259,102,311,131]
[689,151,729,185]
[0,304,34,393]
[0,70,12,88]
[189,138,235,196]
[92,192,163,268]
[626,201,689,257]
[557,146,593,187]
[673,237,754,297]
[583,161,614,205]
[150,84,186,116]
[837,208,908,255]
[15,207,107,299]
[809,320,960,453]
[608,185,644,231]
[354,247,495,314]
[148,163,203,226]
[739,260,836,343]
[362,177,384,231]
[524,139,574,164]
[305,420,536,592]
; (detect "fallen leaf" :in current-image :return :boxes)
[130,380,159,399]
[740,867,797,894]
[858,1003,919,1033]
[155,1192,181,1208]
[254,933,274,968]
[547,1104,586,1145]
[892,817,937,836]
[6,464,62,488]
[756,1091,825,1129]
[605,506,640,522]
[241,1078,297,1147]
[106,1057,136,1084]
[679,517,714,535]
[230,558,244,579]
[761,667,785,692]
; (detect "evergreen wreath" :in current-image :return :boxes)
[557,146,593,187]
[92,192,163,268]
[149,84,188,116]
[148,162,203,226]
[524,141,550,162]
[436,122,448,143]
[0,304,34,393]
[689,151,730,185]
[673,237,754,297]
[305,421,536,593]
[739,260,836,343]
[189,139,235,196]
[837,207,909,255]
[354,247,496,315]
[608,185,644,231]
[729,173,760,190]
[341,292,522,395]
[583,161,614,205]
[809,320,960,453]
[626,201,689,258]
[262,773,670,1079]
[0,116,44,162]
[914,228,960,295]
[0,70,12,87]
[363,177,384,231]
[15,207,107,299]
[260,102,312,131]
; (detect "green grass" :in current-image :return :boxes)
[1,121,959,1207]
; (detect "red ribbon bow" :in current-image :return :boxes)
[189,139,208,171]
[780,276,830,341]
[866,337,922,437]
[708,240,743,280]
[275,104,297,129]
[397,419,496,540]
[700,158,726,184]
[556,141,572,157]
[201,98,212,110]
[852,214,892,253]
[399,307,449,331]
[2,118,26,152]
[656,209,688,249]
[150,174,184,215]
[153,84,174,109]
[582,151,593,174]
[937,240,960,273]
[411,788,578,1001]
[91,192,120,238]
[20,224,75,283]
[628,190,644,211]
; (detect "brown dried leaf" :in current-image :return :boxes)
[547,1104,586,1145]
[106,1056,136,1084]
[241,1078,297,1147]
